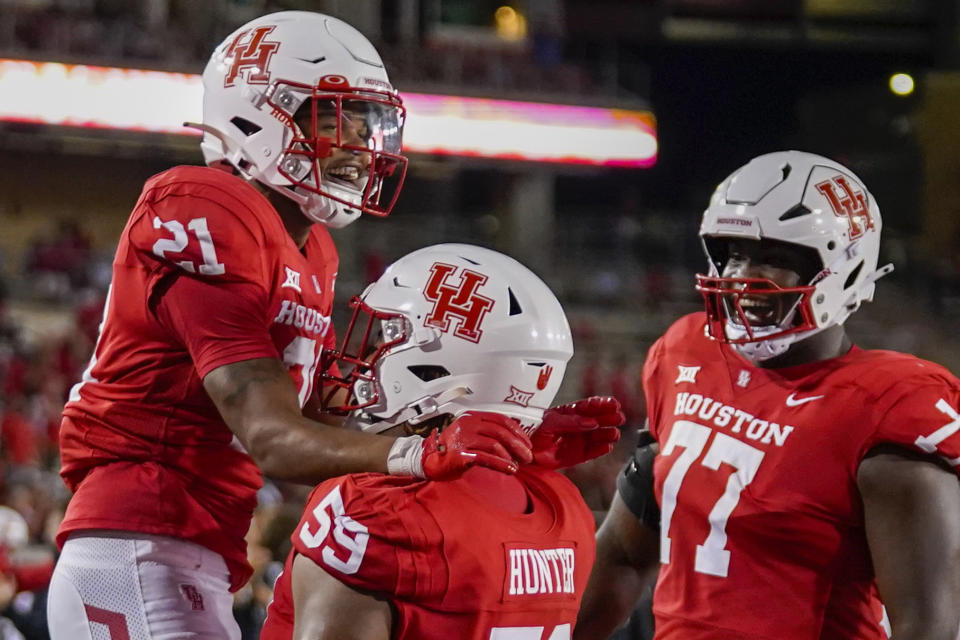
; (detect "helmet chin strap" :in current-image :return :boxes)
[253,175,361,228]
[725,302,817,363]
[345,386,472,434]
[729,326,796,363]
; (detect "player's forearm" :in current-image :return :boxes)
[883,577,960,640]
[574,563,648,640]
[293,555,393,640]
[248,415,394,482]
[205,358,394,482]
[859,449,960,640]
[576,494,659,640]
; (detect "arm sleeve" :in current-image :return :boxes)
[292,476,446,603]
[616,431,660,530]
[867,373,960,475]
[153,274,279,379]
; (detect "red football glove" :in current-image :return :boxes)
[421,411,533,480]
[532,396,625,469]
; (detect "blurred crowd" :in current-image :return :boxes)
[0,0,619,99]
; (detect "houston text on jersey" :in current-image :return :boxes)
[674,392,795,447]
[273,300,330,335]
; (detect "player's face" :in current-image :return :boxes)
[295,100,374,191]
[720,238,807,327]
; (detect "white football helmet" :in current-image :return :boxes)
[321,244,573,434]
[696,150,894,362]
[196,11,407,228]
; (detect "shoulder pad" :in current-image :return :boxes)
[128,167,280,284]
[869,373,960,475]
[292,475,446,601]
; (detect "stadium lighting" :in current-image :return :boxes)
[0,58,657,167]
[494,6,527,40]
[889,72,914,97]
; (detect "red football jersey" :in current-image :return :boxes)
[58,165,339,590]
[261,466,596,640]
[644,313,960,639]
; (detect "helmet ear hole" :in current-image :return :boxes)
[844,261,864,290]
[778,203,811,222]
[230,117,262,136]
[701,236,728,274]
[407,365,450,382]
[508,288,522,316]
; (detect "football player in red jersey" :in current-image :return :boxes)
[260,243,619,640]
[575,151,960,640]
[45,12,620,639]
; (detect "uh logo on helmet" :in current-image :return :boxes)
[321,244,574,434]
[221,26,280,87]
[196,11,408,229]
[696,150,894,362]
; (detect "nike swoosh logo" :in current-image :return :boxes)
[785,393,825,407]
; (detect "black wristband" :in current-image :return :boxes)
[616,431,660,531]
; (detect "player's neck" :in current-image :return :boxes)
[272,196,315,249]
[249,181,314,249]
[461,466,531,514]
[761,324,852,369]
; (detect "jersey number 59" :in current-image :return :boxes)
[298,485,369,575]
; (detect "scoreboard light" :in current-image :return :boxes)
[888,72,914,97]
[0,58,657,167]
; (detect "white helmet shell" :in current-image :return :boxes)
[697,150,893,360]
[199,11,407,228]
[324,244,573,433]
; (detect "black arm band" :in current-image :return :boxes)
[616,432,660,531]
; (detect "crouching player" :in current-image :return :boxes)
[262,243,621,639]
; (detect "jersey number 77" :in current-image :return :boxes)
[659,420,765,578]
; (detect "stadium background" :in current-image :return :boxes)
[0,0,958,636]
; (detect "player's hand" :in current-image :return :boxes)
[531,396,625,469]
[421,411,533,480]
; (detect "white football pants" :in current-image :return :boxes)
[47,531,241,640]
